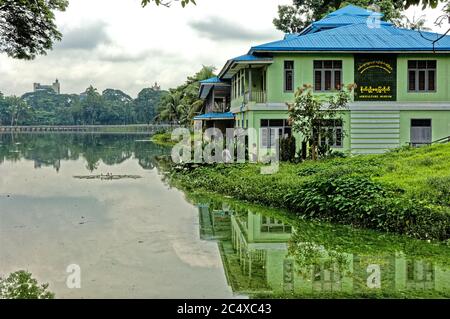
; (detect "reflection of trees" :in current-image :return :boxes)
[0,134,170,172]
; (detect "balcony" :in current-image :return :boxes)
[244,90,267,104]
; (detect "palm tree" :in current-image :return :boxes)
[158,91,185,124]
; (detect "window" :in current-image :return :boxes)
[411,119,432,146]
[316,119,343,148]
[314,60,342,92]
[284,61,294,92]
[261,216,292,233]
[408,60,436,92]
[260,119,292,148]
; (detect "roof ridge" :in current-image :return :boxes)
[249,22,450,53]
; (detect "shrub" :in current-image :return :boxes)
[426,176,450,206]
[0,271,54,299]
[280,136,296,162]
[160,144,450,241]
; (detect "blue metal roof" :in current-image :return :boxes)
[218,54,273,79]
[232,54,273,62]
[312,15,391,28]
[327,4,383,17]
[199,77,222,84]
[250,23,450,52]
[199,77,230,99]
[194,112,235,120]
[284,33,301,40]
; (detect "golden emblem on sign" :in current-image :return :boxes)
[358,61,393,74]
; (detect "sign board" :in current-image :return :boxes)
[354,55,397,101]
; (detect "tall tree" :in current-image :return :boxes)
[0,0,193,60]
[5,96,33,126]
[288,84,354,160]
[0,0,69,59]
[273,0,446,33]
[80,86,104,125]
[134,87,166,124]
[156,65,215,125]
[102,89,134,125]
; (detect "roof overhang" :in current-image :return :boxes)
[199,82,230,99]
[249,49,450,54]
[218,59,273,80]
[193,112,235,121]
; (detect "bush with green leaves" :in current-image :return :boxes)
[280,136,297,162]
[0,271,54,299]
[160,143,450,241]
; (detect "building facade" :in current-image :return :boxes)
[33,79,60,94]
[197,5,450,156]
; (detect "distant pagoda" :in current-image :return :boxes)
[151,82,161,91]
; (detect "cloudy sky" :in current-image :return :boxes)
[0,0,448,97]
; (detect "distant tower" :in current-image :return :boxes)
[52,79,60,94]
[151,82,161,91]
[33,79,60,94]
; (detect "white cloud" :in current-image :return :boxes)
[0,0,448,97]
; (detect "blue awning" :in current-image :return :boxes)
[193,112,235,121]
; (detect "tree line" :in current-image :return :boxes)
[0,86,165,126]
[0,65,215,126]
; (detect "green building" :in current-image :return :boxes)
[196,5,450,156]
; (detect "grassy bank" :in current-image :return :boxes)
[161,144,450,241]
[151,132,177,147]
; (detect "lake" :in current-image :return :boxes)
[0,134,449,299]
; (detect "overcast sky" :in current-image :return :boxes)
[0,0,448,97]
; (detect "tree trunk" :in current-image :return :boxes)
[312,141,318,161]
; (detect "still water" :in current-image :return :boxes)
[0,134,449,299]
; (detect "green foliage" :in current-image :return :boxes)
[280,135,297,162]
[425,176,450,206]
[162,144,450,241]
[0,85,166,125]
[151,132,178,146]
[141,0,196,7]
[0,271,54,299]
[0,95,33,126]
[156,65,215,125]
[0,0,195,60]
[0,0,69,59]
[288,84,353,160]
[134,88,166,123]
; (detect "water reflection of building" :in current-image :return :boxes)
[197,203,450,297]
[198,203,231,241]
